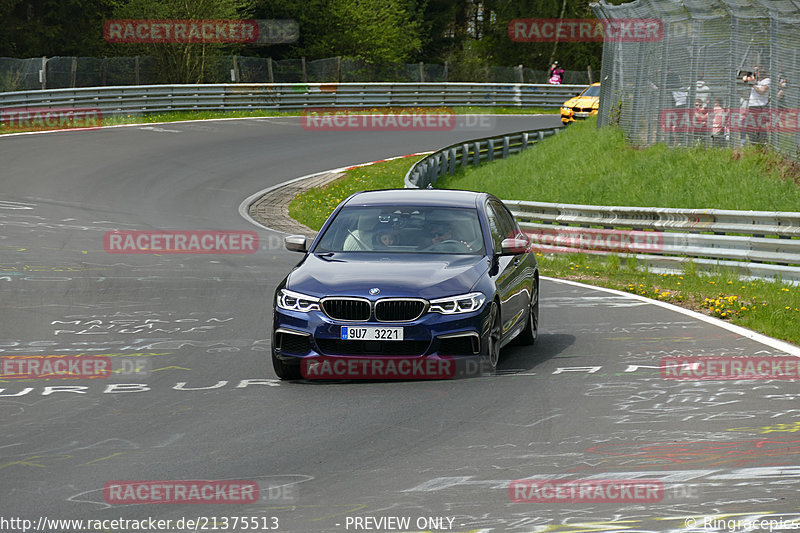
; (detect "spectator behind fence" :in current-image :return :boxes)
[710,98,728,147]
[696,73,711,107]
[743,65,770,145]
[548,62,564,85]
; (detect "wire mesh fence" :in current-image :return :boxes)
[0,55,593,93]
[592,0,800,163]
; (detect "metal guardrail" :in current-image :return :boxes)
[405,127,800,282]
[507,201,800,283]
[0,83,587,116]
[403,126,562,188]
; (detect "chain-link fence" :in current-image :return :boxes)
[592,0,800,162]
[0,55,593,92]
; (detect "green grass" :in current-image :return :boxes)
[0,106,556,135]
[288,156,423,231]
[437,116,800,212]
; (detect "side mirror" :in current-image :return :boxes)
[284,235,307,253]
[500,237,530,255]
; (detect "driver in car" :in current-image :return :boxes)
[429,223,453,245]
[427,222,473,251]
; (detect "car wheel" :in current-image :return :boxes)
[514,280,539,346]
[484,301,501,371]
[272,352,301,380]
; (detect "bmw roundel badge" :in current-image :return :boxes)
[369,287,380,295]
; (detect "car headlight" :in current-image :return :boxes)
[429,292,486,314]
[276,289,320,312]
[562,106,571,112]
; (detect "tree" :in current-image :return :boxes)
[110,0,256,83]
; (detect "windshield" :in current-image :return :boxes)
[315,205,485,254]
[581,84,601,97]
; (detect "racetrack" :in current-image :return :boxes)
[2,114,799,533]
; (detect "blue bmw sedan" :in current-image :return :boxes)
[271,189,539,380]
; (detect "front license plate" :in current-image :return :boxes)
[575,112,589,118]
[341,326,403,341]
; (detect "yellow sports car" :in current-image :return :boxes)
[561,83,601,124]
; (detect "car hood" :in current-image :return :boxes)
[287,253,489,300]
[563,96,599,108]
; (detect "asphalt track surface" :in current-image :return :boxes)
[1,115,800,533]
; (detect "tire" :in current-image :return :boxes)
[272,352,301,380]
[514,280,539,346]
[484,301,501,371]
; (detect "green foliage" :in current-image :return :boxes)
[110,0,256,83]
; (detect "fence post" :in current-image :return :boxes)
[71,57,78,88]
[134,56,140,85]
[337,56,342,83]
[587,65,594,84]
[444,61,448,82]
[302,57,307,83]
[40,56,46,90]
[101,56,107,86]
[232,55,240,83]
[419,61,424,82]
[267,57,274,83]
[517,64,523,83]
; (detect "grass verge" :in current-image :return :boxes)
[437,116,800,212]
[0,106,557,135]
[288,142,799,347]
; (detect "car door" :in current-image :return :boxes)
[486,199,529,341]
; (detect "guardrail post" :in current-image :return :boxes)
[461,143,469,168]
[502,136,510,158]
[473,141,482,166]
[538,131,544,142]
[448,148,457,174]
[522,132,529,150]
[487,139,495,162]
[71,57,78,88]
